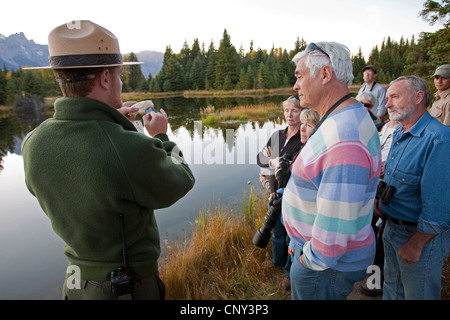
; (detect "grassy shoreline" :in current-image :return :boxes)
[122,85,362,101]
[158,186,290,300]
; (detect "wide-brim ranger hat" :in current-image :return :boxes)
[23,20,142,70]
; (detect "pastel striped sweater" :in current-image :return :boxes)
[282,103,381,272]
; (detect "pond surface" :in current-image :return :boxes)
[0,95,288,299]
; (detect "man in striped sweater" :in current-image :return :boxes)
[282,42,381,300]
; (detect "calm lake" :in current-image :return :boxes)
[0,94,288,299]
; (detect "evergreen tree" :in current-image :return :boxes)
[205,41,217,90]
[122,52,145,92]
[214,29,240,89]
[352,47,366,84]
[149,76,161,92]
[245,65,255,89]
[256,62,270,89]
[0,66,7,105]
[164,56,186,91]
[290,37,307,58]
[179,40,192,71]
[235,68,248,90]
[158,46,186,91]
[419,0,450,28]
[22,70,45,97]
[190,55,206,90]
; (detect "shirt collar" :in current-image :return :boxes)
[435,87,450,100]
[399,111,432,137]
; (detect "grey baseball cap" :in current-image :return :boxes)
[433,64,450,78]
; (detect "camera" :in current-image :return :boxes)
[111,267,134,300]
[252,192,283,248]
[376,180,396,205]
[275,153,291,189]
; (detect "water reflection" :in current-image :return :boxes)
[0,95,287,299]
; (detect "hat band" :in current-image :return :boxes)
[49,53,123,68]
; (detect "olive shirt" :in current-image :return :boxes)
[21,97,195,281]
[429,87,450,126]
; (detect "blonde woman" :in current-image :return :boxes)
[260,108,319,291]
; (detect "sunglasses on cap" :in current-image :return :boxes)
[288,95,300,101]
[305,42,330,59]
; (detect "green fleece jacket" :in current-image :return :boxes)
[22,97,195,281]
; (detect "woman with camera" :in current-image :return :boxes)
[256,96,303,286]
[257,106,319,291]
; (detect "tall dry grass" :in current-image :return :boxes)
[158,186,288,300]
[200,102,283,125]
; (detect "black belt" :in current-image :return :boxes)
[387,216,417,227]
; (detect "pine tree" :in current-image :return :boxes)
[214,29,240,89]
[0,66,7,105]
[290,37,307,58]
[235,68,248,90]
[205,41,217,90]
[22,70,45,97]
[122,52,145,92]
[190,55,206,90]
[352,47,366,84]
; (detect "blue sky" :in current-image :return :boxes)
[1,0,443,59]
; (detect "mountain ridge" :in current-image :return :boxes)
[0,32,163,77]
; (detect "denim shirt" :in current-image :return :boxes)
[380,111,450,234]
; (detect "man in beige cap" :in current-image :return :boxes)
[429,64,450,126]
[21,20,195,300]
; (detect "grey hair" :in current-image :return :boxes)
[300,108,320,126]
[292,41,354,86]
[282,96,302,109]
[390,76,430,106]
[356,91,377,106]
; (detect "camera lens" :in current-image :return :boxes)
[252,193,282,248]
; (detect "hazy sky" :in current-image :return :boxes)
[1,0,442,59]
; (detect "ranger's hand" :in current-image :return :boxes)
[118,101,138,120]
[143,108,168,137]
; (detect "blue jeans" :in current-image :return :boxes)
[289,244,366,300]
[382,220,450,300]
[271,213,290,275]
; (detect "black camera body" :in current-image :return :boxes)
[111,267,134,300]
[275,153,291,189]
[253,192,283,248]
[376,180,396,205]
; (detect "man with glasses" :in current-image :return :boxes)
[358,65,387,119]
[282,42,381,300]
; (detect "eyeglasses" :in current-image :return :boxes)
[305,42,330,59]
[288,95,300,101]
